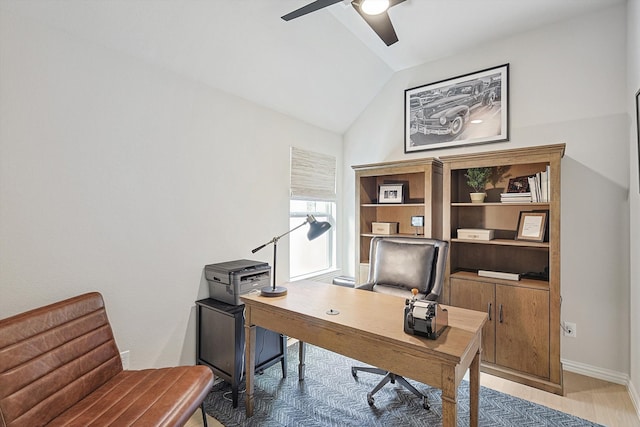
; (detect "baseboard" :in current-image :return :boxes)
[562,358,640,419]
[561,358,629,384]
[628,379,640,421]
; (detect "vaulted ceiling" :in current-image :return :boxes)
[1,0,624,133]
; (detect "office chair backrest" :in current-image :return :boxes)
[367,237,449,301]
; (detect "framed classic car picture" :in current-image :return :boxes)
[404,64,509,153]
[636,88,640,191]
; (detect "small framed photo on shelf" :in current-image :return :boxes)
[516,211,547,242]
[378,184,404,204]
[507,176,531,193]
[636,88,640,191]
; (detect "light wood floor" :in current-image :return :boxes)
[186,371,640,427]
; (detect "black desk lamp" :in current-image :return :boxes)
[251,214,331,297]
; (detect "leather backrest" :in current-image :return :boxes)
[367,237,449,301]
[0,292,123,427]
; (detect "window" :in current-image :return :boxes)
[289,200,335,279]
[289,147,337,279]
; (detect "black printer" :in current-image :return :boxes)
[204,259,271,305]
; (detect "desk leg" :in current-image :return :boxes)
[469,348,481,427]
[244,323,256,417]
[441,365,457,427]
[298,341,306,381]
[280,334,288,379]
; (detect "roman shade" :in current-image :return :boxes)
[290,147,336,201]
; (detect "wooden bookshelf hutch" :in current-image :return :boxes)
[352,158,443,284]
[352,144,565,395]
[440,144,564,394]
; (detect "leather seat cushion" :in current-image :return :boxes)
[48,365,213,427]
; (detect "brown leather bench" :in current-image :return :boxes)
[0,292,214,427]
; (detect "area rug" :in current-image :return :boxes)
[203,342,603,427]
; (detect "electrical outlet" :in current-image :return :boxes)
[120,350,130,369]
[563,321,577,338]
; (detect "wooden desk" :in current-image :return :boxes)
[241,281,487,426]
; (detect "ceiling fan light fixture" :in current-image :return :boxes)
[360,0,390,16]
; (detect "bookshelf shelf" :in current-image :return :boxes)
[361,203,425,207]
[451,202,550,207]
[451,238,549,248]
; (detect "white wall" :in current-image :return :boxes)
[627,0,640,411]
[343,5,631,378]
[0,10,343,368]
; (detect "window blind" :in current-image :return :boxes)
[290,147,336,201]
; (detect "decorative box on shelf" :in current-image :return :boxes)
[372,222,399,235]
[457,228,495,241]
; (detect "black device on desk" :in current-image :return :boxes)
[404,293,449,340]
[205,259,270,305]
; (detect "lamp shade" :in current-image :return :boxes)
[306,215,332,240]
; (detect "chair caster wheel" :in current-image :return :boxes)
[351,367,357,378]
[423,397,430,410]
[367,393,374,406]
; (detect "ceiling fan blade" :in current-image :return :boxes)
[389,0,407,7]
[281,0,343,21]
[352,4,398,46]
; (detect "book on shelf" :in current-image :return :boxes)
[540,165,549,202]
[528,176,539,202]
[478,270,521,281]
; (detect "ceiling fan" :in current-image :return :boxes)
[281,0,407,46]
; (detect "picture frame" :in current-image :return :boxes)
[515,211,547,242]
[636,88,639,191]
[411,215,424,227]
[378,184,404,204]
[404,64,509,153]
[507,176,531,193]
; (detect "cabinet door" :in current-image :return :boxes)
[495,285,549,378]
[450,278,495,363]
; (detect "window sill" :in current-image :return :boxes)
[291,268,341,283]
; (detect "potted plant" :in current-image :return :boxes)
[464,167,492,203]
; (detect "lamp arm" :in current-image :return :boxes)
[251,217,310,254]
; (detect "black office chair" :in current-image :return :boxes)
[351,236,449,409]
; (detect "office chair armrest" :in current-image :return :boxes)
[425,292,439,301]
[356,282,375,291]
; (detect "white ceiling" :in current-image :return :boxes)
[1,0,624,133]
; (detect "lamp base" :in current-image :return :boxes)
[260,285,288,297]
